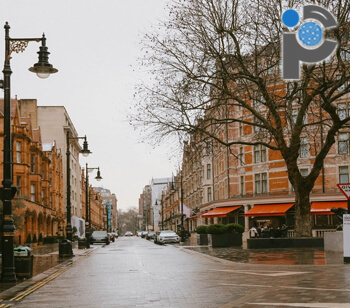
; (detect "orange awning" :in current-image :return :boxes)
[245,203,294,217]
[201,206,241,218]
[311,201,347,215]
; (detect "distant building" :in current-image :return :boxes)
[151,178,171,231]
[94,187,118,232]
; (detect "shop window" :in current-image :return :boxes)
[314,215,329,227]
[339,166,349,183]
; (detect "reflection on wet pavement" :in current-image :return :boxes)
[0,243,72,292]
[185,246,344,265]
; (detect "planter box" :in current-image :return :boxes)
[197,234,208,245]
[228,233,242,246]
[208,234,229,247]
[247,237,324,249]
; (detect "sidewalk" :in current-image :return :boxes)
[0,242,100,297]
[178,235,344,265]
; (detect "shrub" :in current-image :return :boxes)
[226,223,244,234]
[32,234,37,243]
[206,224,228,235]
[196,225,208,234]
[38,233,43,242]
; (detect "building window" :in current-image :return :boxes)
[240,176,244,196]
[30,155,35,173]
[16,142,21,163]
[239,147,244,166]
[255,173,267,194]
[292,109,307,124]
[207,164,211,179]
[339,166,349,183]
[254,145,267,163]
[41,190,44,205]
[338,133,349,154]
[337,102,350,121]
[207,187,212,202]
[16,176,21,196]
[31,184,35,202]
[254,116,261,132]
[300,137,308,158]
[300,168,309,177]
[239,123,243,137]
[206,143,212,155]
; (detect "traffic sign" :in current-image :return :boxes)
[337,183,350,199]
[85,221,89,226]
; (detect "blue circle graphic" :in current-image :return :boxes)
[282,9,300,28]
[298,22,323,47]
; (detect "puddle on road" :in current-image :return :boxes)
[186,247,343,265]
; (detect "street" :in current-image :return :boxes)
[0,237,348,307]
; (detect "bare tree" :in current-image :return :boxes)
[132,0,350,236]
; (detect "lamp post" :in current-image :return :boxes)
[66,132,91,243]
[0,22,57,282]
[85,164,102,244]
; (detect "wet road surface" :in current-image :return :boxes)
[3,236,350,308]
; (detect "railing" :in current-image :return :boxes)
[287,230,294,238]
[287,229,336,238]
[312,229,336,238]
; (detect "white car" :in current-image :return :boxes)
[154,230,180,244]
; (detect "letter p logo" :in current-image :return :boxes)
[282,5,338,80]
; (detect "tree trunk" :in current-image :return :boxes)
[294,187,312,237]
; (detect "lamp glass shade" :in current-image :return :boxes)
[81,151,90,157]
[95,170,102,181]
[36,71,50,79]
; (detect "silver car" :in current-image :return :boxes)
[154,230,180,244]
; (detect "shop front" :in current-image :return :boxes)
[201,206,243,226]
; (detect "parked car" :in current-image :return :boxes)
[154,230,180,244]
[141,231,148,238]
[108,233,115,242]
[136,231,142,237]
[125,231,133,236]
[90,231,110,245]
[112,232,118,239]
[146,231,155,240]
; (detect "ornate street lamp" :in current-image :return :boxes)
[85,164,102,245]
[0,22,57,282]
[66,132,91,244]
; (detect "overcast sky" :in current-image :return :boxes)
[0,0,177,211]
